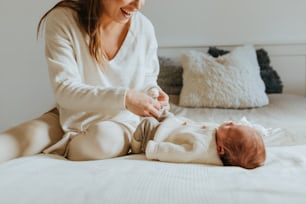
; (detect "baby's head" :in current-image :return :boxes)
[216,122,266,169]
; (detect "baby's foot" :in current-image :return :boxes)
[131,117,159,153]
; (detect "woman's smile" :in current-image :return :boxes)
[121,8,133,18]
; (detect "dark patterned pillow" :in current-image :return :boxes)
[158,47,283,95]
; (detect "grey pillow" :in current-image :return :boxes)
[157,56,183,95]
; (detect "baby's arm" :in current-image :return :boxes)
[145,133,201,163]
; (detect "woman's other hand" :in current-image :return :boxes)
[157,88,170,111]
[125,89,163,118]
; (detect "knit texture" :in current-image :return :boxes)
[179,45,269,108]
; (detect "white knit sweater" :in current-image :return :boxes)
[44,8,159,133]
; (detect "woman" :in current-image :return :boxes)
[0,0,169,162]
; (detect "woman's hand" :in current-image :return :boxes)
[125,89,163,118]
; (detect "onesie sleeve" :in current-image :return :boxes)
[145,133,202,163]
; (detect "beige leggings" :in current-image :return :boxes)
[0,109,134,163]
[67,121,134,161]
[0,109,63,163]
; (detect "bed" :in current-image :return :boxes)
[0,45,306,204]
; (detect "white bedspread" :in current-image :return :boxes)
[0,94,306,204]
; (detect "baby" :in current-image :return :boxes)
[131,116,266,169]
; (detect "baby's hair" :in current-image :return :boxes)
[220,128,266,169]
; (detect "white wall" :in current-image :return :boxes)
[0,0,59,131]
[1,0,306,131]
[142,0,306,46]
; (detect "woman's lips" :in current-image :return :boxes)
[121,8,132,18]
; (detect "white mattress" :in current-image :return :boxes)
[0,94,306,204]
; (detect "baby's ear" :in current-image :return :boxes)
[217,144,225,155]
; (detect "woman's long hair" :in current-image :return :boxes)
[37,0,104,65]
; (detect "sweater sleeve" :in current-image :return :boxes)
[44,8,126,113]
[141,16,160,92]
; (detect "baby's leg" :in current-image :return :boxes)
[0,109,63,163]
[67,121,133,161]
[131,117,160,154]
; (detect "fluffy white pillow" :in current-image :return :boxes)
[179,45,269,108]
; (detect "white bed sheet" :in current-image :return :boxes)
[0,94,305,204]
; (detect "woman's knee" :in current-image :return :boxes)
[67,121,131,161]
